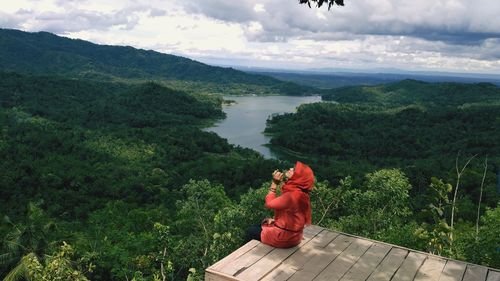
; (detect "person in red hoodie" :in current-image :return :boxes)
[245,161,314,248]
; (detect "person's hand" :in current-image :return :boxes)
[272,170,283,184]
[261,217,275,225]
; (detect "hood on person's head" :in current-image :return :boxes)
[287,161,314,191]
[282,161,314,226]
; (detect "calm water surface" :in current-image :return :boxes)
[205,95,321,159]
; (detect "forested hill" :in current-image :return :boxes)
[269,80,500,183]
[264,80,500,273]
[322,79,500,106]
[1,73,500,278]
[0,70,288,279]
[0,28,315,95]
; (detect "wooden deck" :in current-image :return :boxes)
[206,225,500,281]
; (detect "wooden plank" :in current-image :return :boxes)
[219,242,275,276]
[208,239,260,271]
[312,236,373,281]
[205,269,241,281]
[284,234,356,281]
[286,233,354,281]
[340,243,392,281]
[366,247,408,281]
[259,230,339,281]
[462,264,488,281]
[206,224,496,281]
[305,224,325,235]
[392,251,427,281]
[414,257,447,281]
[487,270,500,281]
[438,260,467,281]
[235,226,322,280]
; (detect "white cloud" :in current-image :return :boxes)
[253,4,265,13]
[316,11,326,20]
[0,0,499,74]
[64,5,247,58]
[177,0,500,44]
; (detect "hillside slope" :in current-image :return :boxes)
[322,79,500,106]
[0,28,315,95]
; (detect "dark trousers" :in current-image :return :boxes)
[244,224,262,243]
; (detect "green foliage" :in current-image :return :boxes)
[478,205,500,264]
[0,70,290,280]
[239,184,274,223]
[0,203,56,277]
[0,29,317,96]
[427,178,453,221]
[374,222,425,250]
[266,90,500,222]
[266,81,500,266]
[363,169,413,218]
[310,180,341,226]
[153,223,174,281]
[460,205,500,268]
[415,221,452,256]
[3,242,90,281]
[322,79,500,107]
[0,72,224,127]
[176,180,233,236]
[186,268,198,281]
[336,169,412,236]
[174,151,279,198]
[1,38,500,278]
[267,102,500,168]
[0,72,279,217]
[3,252,43,281]
[77,202,168,280]
[39,242,91,281]
[172,180,243,279]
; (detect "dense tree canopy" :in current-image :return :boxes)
[1,70,500,279]
[1,28,500,279]
[0,29,318,96]
[264,80,500,271]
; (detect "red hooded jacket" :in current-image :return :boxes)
[261,162,314,248]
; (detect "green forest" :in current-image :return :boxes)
[0,71,284,280]
[0,29,317,96]
[1,29,499,281]
[265,79,500,270]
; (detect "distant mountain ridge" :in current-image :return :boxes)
[0,28,315,95]
[247,69,500,89]
[321,79,500,106]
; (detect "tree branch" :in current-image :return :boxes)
[450,152,477,242]
[317,198,338,226]
[476,155,488,237]
[298,0,345,10]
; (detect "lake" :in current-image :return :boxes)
[205,95,321,159]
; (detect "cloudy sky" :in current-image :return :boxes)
[1,0,500,74]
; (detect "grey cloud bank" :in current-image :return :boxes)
[0,0,499,73]
[181,0,500,44]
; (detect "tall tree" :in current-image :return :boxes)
[1,203,55,278]
[450,152,477,242]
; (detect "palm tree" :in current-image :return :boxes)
[1,203,55,280]
[2,253,42,281]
